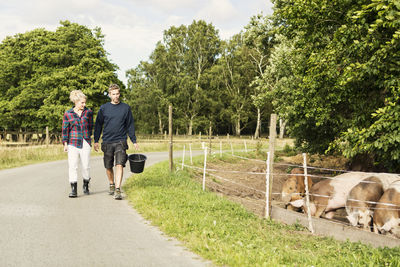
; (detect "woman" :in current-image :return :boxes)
[62,90,93,198]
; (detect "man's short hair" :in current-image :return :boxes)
[108,84,120,93]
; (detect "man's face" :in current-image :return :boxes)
[109,89,120,104]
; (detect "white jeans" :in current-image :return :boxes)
[68,140,91,183]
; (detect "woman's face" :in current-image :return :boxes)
[75,98,86,111]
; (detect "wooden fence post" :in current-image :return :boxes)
[265,152,271,219]
[46,126,49,146]
[265,114,277,218]
[209,122,212,155]
[303,153,315,233]
[202,147,208,191]
[169,105,173,171]
[181,145,186,170]
[189,143,193,165]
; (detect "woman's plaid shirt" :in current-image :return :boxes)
[62,107,93,148]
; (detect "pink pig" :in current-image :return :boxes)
[291,172,377,218]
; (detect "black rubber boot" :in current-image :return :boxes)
[83,178,90,195]
[69,182,78,198]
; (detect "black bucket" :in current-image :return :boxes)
[128,154,147,173]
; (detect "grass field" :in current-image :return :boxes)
[122,153,400,267]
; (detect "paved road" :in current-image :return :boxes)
[0,151,211,266]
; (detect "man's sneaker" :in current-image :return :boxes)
[109,184,115,195]
[114,188,122,200]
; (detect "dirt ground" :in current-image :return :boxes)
[196,153,349,218]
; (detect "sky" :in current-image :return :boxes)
[0,0,273,85]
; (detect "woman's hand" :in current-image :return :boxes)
[63,143,68,152]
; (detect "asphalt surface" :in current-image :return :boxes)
[0,151,211,267]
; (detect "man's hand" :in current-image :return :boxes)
[133,143,139,150]
[63,143,68,152]
[94,142,100,152]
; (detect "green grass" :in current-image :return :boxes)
[123,155,400,267]
[0,145,68,169]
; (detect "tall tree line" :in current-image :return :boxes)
[127,1,400,170]
[0,21,122,132]
[125,19,273,137]
[2,2,399,170]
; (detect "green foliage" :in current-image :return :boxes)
[244,14,275,137]
[269,0,365,153]
[126,20,222,135]
[0,21,121,131]
[269,0,400,169]
[210,33,258,136]
[330,0,400,170]
[125,18,275,137]
[282,143,297,157]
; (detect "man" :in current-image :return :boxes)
[94,84,139,200]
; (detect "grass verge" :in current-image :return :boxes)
[0,145,68,169]
[123,156,400,266]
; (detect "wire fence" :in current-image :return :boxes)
[0,127,61,145]
[177,143,400,234]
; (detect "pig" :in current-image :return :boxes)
[291,172,379,218]
[345,176,384,230]
[373,180,400,238]
[345,174,400,230]
[281,168,313,211]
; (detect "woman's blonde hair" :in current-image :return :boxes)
[69,90,87,103]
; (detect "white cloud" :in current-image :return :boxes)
[196,0,238,23]
[0,0,273,85]
[127,0,200,12]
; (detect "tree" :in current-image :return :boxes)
[330,0,400,170]
[271,0,400,170]
[214,34,257,136]
[163,20,221,135]
[271,0,379,153]
[244,13,275,138]
[126,42,170,134]
[260,34,303,140]
[0,21,121,132]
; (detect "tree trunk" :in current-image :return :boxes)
[188,119,193,136]
[279,118,287,139]
[235,116,241,136]
[18,128,23,142]
[254,108,261,139]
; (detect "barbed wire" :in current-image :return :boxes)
[182,150,400,235]
[184,163,400,210]
[185,159,400,186]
